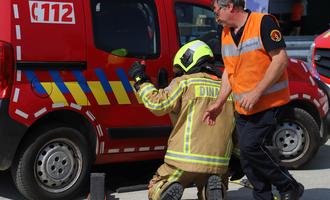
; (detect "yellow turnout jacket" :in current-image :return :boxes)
[138,72,235,174]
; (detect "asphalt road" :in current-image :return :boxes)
[111,140,330,200]
[0,140,330,200]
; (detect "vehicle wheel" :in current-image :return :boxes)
[273,107,320,169]
[11,123,92,200]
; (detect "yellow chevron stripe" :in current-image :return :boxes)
[41,82,68,106]
[109,81,131,104]
[130,81,143,104]
[65,82,90,106]
[87,81,110,105]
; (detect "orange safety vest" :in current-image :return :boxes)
[221,12,290,115]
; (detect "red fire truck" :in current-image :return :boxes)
[0,0,329,199]
[310,29,330,87]
[310,28,330,141]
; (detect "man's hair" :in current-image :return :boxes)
[216,0,245,8]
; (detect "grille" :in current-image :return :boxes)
[315,48,330,78]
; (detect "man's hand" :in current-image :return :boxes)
[202,102,224,126]
[129,61,147,82]
[238,89,262,111]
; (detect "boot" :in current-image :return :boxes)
[160,182,184,200]
[280,182,304,200]
[206,175,225,200]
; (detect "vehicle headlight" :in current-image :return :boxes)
[304,61,320,80]
[307,42,315,66]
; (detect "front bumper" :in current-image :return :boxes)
[0,99,27,170]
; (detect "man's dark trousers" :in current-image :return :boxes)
[235,107,298,200]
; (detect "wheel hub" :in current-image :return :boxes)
[273,122,305,158]
[43,147,74,180]
[35,139,82,193]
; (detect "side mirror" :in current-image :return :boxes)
[157,68,168,89]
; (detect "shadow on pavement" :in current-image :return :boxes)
[227,187,254,199]
[302,188,330,200]
[94,159,162,192]
[1,157,330,200]
[106,193,120,200]
[0,170,26,200]
[227,187,330,200]
[300,143,330,170]
[0,159,162,200]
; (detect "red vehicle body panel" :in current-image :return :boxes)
[0,2,11,42]
[313,29,330,84]
[314,30,330,48]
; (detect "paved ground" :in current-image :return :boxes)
[108,140,330,200]
[0,140,330,200]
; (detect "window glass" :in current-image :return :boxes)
[175,3,222,63]
[90,0,159,58]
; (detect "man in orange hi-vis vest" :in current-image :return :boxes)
[203,1,304,200]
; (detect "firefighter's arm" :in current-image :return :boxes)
[137,79,183,116]
[238,48,288,111]
[203,70,232,126]
[128,62,183,116]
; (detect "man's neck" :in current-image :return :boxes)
[233,11,248,34]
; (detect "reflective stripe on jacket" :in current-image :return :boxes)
[138,72,235,174]
[221,12,290,115]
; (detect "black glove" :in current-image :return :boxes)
[128,61,150,90]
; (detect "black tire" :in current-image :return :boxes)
[274,107,320,169]
[11,123,92,200]
[320,123,329,145]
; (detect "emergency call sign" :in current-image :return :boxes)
[29,1,75,24]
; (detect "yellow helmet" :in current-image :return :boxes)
[173,40,214,73]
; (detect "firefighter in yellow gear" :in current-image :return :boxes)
[129,40,235,200]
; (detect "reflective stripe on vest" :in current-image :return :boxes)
[232,80,289,101]
[225,137,233,158]
[165,150,230,166]
[168,169,183,182]
[184,100,196,154]
[139,78,220,110]
[222,37,262,57]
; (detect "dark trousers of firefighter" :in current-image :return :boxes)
[235,107,298,200]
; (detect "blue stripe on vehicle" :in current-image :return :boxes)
[72,70,92,93]
[49,71,70,94]
[115,68,133,93]
[25,71,47,95]
[94,68,112,93]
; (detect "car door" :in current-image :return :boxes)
[85,0,172,140]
